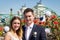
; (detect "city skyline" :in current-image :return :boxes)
[0,0,60,16]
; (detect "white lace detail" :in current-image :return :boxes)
[7,32,22,40]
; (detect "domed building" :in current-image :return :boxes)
[19,5,27,18]
[0,0,57,26]
[32,0,57,18]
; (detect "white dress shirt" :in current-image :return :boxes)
[25,22,34,40]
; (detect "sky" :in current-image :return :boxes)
[0,0,60,16]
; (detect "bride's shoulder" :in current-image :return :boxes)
[5,31,11,36]
[19,37,22,40]
[6,31,11,34]
[19,38,22,40]
[4,32,11,40]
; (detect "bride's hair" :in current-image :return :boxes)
[10,16,23,37]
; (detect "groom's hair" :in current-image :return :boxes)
[23,8,34,15]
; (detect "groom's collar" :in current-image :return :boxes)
[25,22,34,29]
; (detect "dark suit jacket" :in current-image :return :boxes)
[22,24,47,40]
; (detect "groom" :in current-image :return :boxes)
[22,8,47,40]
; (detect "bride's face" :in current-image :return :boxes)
[12,19,20,31]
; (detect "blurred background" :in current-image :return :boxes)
[0,0,60,40]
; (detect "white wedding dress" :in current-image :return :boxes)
[7,32,22,40]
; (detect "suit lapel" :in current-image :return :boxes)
[23,25,26,40]
[29,24,37,40]
[23,24,37,40]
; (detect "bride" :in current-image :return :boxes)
[4,16,23,40]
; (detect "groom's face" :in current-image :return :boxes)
[24,12,34,25]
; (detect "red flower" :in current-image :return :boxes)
[34,20,37,23]
[0,27,3,31]
[53,21,58,24]
[40,22,45,24]
[34,19,40,23]
[22,19,26,23]
[50,15,57,20]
